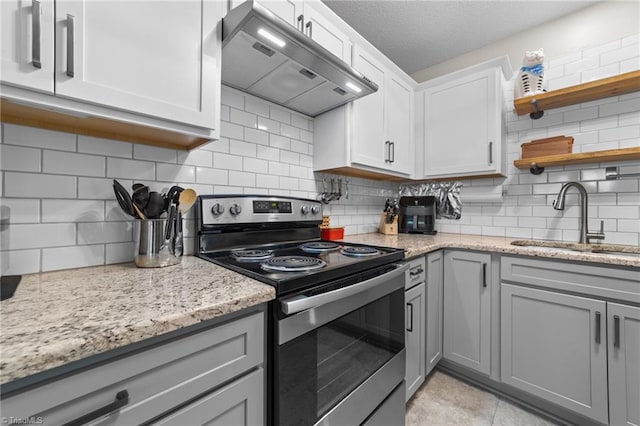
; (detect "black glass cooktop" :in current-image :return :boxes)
[199,240,405,296]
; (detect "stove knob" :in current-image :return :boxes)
[211,203,225,216]
[230,203,242,216]
[300,205,310,215]
[311,205,320,215]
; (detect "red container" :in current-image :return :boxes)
[321,227,344,241]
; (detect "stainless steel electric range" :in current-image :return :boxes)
[196,195,407,426]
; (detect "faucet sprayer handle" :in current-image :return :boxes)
[587,220,606,243]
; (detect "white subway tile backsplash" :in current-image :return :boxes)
[599,205,638,219]
[280,150,300,165]
[268,161,290,176]
[270,134,291,150]
[229,171,256,187]
[4,124,76,151]
[8,223,75,249]
[5,172,76,199]
[78,222,132,244]
[601,44,640,65]
[221,86,244,110]
[257,145,280,162]
[177,150,213,168]
[44,150,105,177]
[244,128,269,146]
[213,153,243,171]
[270,106,291,124]
[220,105,230,122]
[42,245,105,272]
[107,158,155,180]
[245,97,270,117]
[1,199,40,223]
[1,249,41,275]
[599,97,640,117]
[291,114,311,130]
[230,108,257,128]
[106,242,136,264]
[563,106,598,123]
[78,136,132,158]
[42,200,105,223]
[281,124,300,139]
[229,140,257,158]
[196,167,228,185]
[620,57,640,73]
[279,177,299,190]
[598,179,639,193]
[244,158,269,174]
[300,130,313,144]
[257,116,280,133]
[133,145,177,163]
[599,125,640,142]
[256,174,279,189]
[618,219,640,233]
[0,145,41,172]
[221,121,244,140]
[156,163,195,183]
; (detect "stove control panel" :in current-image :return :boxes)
[199,195,322,225]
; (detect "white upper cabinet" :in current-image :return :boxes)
[54,0,220,129]
[314,45,414,179]
[1,0,55,93]
[2,0,222,139]
[416,61,508,179]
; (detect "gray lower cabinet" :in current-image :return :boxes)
[501,284,609,424]
[443,250,491,375]
[1,309,265,425]
[608,302,640,426]
[152,367,264,425]
[425,251,443,375]
[405,281,426,401]
[405,256,426,402]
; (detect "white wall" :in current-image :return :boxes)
[0,87,395,275]
[433,33,640,245]
[411,1,640,82]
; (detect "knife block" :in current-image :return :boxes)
[378,213,398,235]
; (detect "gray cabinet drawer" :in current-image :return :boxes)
[2,311,264,425]
[153,367,264,426]
[501,256,640,303]
[405,256,426,289]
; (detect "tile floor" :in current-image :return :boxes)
[406,371,561,425]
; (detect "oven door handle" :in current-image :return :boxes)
[281,263,409,315]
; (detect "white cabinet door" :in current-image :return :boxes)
[253,0,302,27]
[425,251,443,375]
[351,46,386,169]
[500,284,608,424]
[54,0,220,129]
[303,1,351,62]
[386,73,413,175]
[1,0,54,93]
[608,302,640,426]
[443,251,491,375]
[421,67,501,178]
[405,282,425,402]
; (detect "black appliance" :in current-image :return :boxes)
[398,196,437,235]
[195,195,407,426]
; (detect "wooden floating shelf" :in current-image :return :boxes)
[513,147,640,170]
[513,70,640,117]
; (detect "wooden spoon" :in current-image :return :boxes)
[178,189,197,215]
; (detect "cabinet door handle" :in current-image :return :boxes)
[297,14,304,32]
[62,390,129,426]
[406,302,413,332]
[613,315,620,348]
[390,141,395,163]
[385,141,390,162]
[482,262,487,288]
[595,312,601,344]
[488,141,493,164]
[305,20,312,38]
[32,0,41,68]
[66,14,75,77]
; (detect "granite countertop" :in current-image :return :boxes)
[2,233,637,387]
[342,232,640,268]
[0,256,275,385]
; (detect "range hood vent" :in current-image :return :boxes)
[221,1,378,117]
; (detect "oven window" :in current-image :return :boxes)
[276,288,404,425]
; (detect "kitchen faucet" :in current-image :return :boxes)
[552,182,605,244]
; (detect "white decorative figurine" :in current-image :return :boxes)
[515,48,546,99]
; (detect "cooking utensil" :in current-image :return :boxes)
[145,191,165,219]
[132,185,150,211]
[174,211,184,257]
[113,179,135,218]
[132,183,145,192]
[164,185,184,211]
[133,203,146,220]
[178,188,197,214]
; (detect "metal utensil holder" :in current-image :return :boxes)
[134,218,182,268]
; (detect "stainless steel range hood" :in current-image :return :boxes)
[221,1,378,117]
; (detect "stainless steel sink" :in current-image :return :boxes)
[510,240,640,257]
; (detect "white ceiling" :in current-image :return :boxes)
[321,0,600,75]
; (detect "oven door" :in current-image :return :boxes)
[273,263,408,426]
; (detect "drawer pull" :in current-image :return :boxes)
[406,302,413,332]
[63,390,129,426]
[409,268,424,277]
[32,0,41,68]
[613,315,620,348]
[595,312,601,344]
